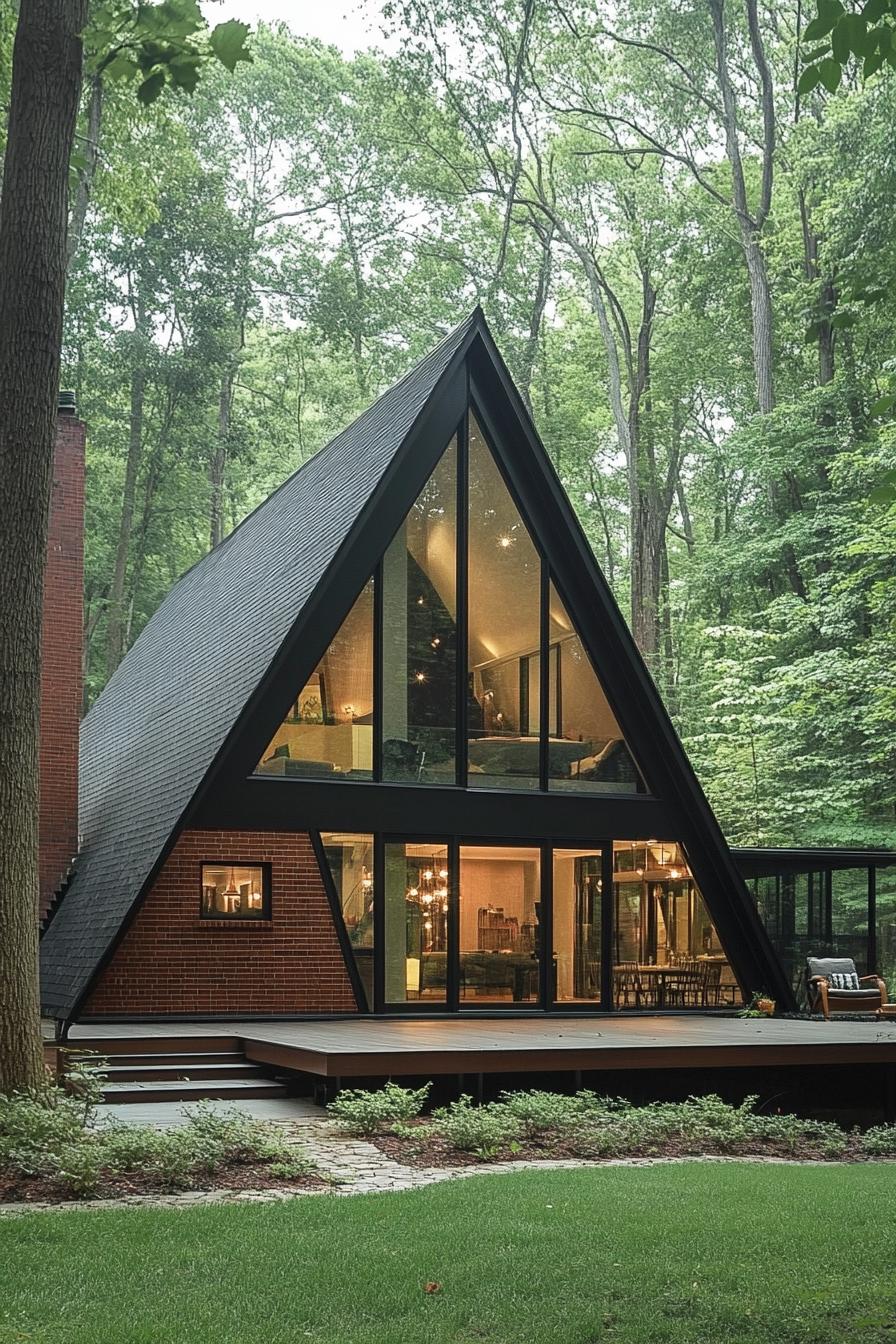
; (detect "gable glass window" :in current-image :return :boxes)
[253,407,649,796]
[256,579,374,780]
[547,585,642,793]
[382,437,458,783]
[200,863,269,920]
[467,414,542,789]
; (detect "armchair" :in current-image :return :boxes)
[806,957,887,1020]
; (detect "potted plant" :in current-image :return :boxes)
[739,990,776,1018]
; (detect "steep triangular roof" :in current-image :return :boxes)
[42,308,794,1020]
[40,312,480,1019]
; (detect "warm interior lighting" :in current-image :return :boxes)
[497,534,513,549]
[202,863,266,919]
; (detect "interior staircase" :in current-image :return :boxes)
[64,1035,292,1105]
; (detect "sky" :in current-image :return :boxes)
[201,0,384,54]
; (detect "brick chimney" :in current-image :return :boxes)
[39,393,85,918]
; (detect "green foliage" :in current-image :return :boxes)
[328,1082,431,1134]
[800,0,896,91]
[404,1089,852,1162]
[0,1087,311,1198]
[430,1095,523,1158]
[859,1123,896,1155]
[87,1,251,104]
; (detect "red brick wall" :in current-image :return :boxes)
[83,830,359,1016]
[39,412,85,916]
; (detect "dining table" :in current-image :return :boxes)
[635,963,701,1009]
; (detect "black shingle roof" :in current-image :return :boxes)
[40,311,480,1019]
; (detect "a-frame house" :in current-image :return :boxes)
[40,309,795,1030]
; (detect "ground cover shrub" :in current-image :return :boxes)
[497,1089,627,1142]
[328,1082,430,1134]
[371,1088,858,1163]
[860,1124,896,1156]
[430,1095,523,1158]
[0,1085,315,1199]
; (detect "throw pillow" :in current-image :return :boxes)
[828,971,860,990]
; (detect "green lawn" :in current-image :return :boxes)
[2,1164,895,1344]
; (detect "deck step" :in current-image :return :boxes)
[100,1062,268,1083]
[67,1035,243,1056]
[100,1078,290,1104]
[66,1034,289,1103]
[69,1051,247,1069]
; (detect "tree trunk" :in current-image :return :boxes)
[743,232,775,415]
[518,224,553,412]
[105,338,146,678]
[66,71,102,271]
[709,0,777,416]
[0,0,86,1091]
[209,367,233,549]
[799,188,835,387]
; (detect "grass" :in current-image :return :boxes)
[2,1164,895,1343]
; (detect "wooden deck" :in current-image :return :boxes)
[68,1015,896,1080]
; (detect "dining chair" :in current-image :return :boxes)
[614,962,644,1008]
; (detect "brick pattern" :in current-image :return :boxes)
[83,829,358,1016]
[39,414,85,917]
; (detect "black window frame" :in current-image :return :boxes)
[198,860,272,922]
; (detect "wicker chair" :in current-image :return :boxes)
[806,956,887,1020]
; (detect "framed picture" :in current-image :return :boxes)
[292,671,327,724]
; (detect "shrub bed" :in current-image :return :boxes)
[0,1068,322,1203]
[329,1083,896,1165]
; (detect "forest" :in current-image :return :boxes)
[34,0,896,849]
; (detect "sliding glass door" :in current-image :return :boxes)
[383,841,450,1006]
[458,845,542,1004]
[335,834,742,1012]
[552,848,605,1006]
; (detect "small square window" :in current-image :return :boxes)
[200,863,270,920]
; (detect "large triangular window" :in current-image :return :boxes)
[255,408,647,794]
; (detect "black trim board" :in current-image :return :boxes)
[194,776,672,839]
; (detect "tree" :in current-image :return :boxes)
[0,0,250,1093]
[0,0,88,1093]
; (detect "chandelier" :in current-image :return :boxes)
[407,857,449,951]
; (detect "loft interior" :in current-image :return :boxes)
[39,311,896,1028]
